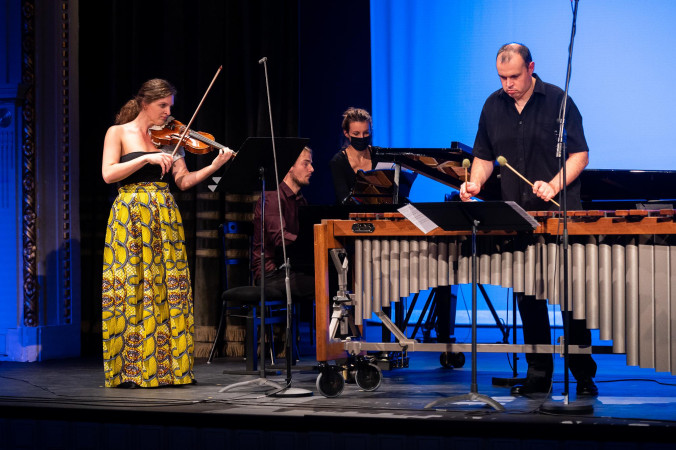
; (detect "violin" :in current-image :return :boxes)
[149,117,230,155]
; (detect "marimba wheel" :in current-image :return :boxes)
[316,368,345,398]
[440,352,465,368]
[440,352,452,368]
[355,363,382,392]
[452,352,466,368]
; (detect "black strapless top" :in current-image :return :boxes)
[118,152,163,187]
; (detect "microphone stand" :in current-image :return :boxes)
[259,57,312,398]
[540,0,593,414]
[219,167,284,393]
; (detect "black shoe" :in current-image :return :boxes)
[510,377,551,396]
[117,381,138,389]
[576,378,598,396]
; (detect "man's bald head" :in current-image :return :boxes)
[497,43,532,68]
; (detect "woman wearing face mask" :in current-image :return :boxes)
[329,107,381,204]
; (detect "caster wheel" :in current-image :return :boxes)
[316,369,345,398]
[355,363,382,392]
[440,352,453,368]
[440,352,465,368]
[344,367,357,384]
[451,352,466,368]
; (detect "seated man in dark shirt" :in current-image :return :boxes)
[252,147,315,303]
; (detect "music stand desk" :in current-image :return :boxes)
[414,201,537,411]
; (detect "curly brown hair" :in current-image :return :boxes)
[114,79,177,125]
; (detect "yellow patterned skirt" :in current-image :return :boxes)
[102,182,195,387]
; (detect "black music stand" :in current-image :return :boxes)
[418,201,538,411]
[215,137,308,393]
[349,168,416,205]
[215,137,309,194]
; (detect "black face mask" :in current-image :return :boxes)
[350,135,371,151]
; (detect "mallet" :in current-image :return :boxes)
[462,158,471,183]
[496,156,560,207]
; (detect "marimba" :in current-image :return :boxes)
[313,209,676,376]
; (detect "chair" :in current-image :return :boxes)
[207,221,298,371]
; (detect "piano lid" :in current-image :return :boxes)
[371,142,501,200]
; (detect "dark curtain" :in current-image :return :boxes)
[78,0,300,355]
[297,0,372,206]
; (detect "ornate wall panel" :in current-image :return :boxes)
[59,0,73,324]
[21,0,37,327]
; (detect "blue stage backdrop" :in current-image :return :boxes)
[371,0,676,202]
[369,0,676,334]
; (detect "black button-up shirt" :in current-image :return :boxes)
[472,74,589,211]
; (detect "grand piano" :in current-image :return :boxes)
[579,168,676,210]
[369,142,501,201]
[369,143,676,209]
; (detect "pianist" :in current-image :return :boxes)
[252,146,315,304]
[459,43,598,397]
[329,107,383,204]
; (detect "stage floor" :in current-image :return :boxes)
[1,334,675,448]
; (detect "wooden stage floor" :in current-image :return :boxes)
[1,333,675,449]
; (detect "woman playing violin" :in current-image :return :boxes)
[101,78,233,388]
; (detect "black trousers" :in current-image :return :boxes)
[517,293,597,381]
[258,269,315,304]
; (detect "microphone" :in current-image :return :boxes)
[496,156,560,207]
[258,57,267,64]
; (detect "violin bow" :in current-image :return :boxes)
[170,65,223,158]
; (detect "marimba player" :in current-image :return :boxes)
[459,43,598,396]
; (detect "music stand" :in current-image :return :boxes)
[418,201,538,411]
[215,137,309,194]
[350,168,416,205]
[215,137,308,393]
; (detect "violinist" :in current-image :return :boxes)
[101,78,234,388]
